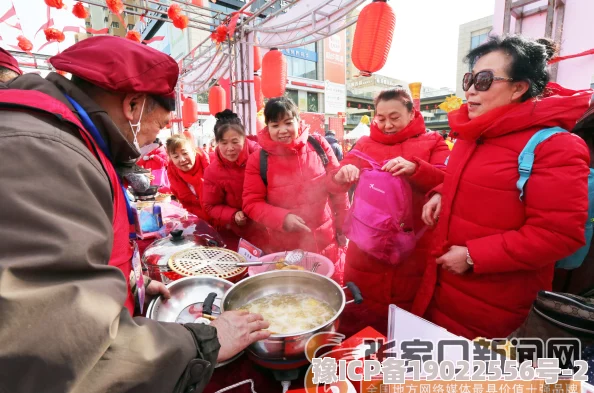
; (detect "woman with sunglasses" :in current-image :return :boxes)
[413,36,593,340]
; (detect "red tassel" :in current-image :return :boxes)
[17,35,33,52]
[44,0,65,9]
[44,28,65,43]
[72,2,89,19]
[126,31,142,43]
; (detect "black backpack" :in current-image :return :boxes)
[259,136,329,186]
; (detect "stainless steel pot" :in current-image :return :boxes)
[221,270,363,362]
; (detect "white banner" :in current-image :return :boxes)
[324,81,346,115]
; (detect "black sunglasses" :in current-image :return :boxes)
[462,70,514,92]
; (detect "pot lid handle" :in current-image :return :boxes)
[170,229,184,242]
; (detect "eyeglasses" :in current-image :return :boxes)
[462,70,514,92]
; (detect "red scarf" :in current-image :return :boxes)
[175,150,209,185]
[369,109,427,145]
[449,83,593,141]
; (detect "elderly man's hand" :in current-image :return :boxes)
[210,310,270,362]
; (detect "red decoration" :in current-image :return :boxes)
[182,97,198,129]
[72,2,89,19]
[253,44,261,72]
[44,0,65,9]
[192,0,204,6]
[106,0,124,14]
[44,28,65,43]
[172,15,189,30]
[168,4,182,19]
[253,75,264,111]
[210,25,228,44]
[208,84,226,116]
[351,0,395,76]
[17,36,33,52]
[261,48,287,98]
[126,31,141,43]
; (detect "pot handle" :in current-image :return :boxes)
[203,292,218,316]
[343,282,363,305]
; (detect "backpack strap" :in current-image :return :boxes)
[259,149,269,186]
[259,136,329,186]
[517,127,567,201]
[307,135,329,167]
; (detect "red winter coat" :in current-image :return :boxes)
[413,83,592,340]
[203,139,270,251]
[137,144,168,171]
[242,124,348,263]
[168,150,210,221]
[339,111,449,335]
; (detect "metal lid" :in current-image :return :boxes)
[142,229,219,267]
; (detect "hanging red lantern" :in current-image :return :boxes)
[44,28,65,43]
[126,31,142,43]
[208,84,226,116]
[253,75,263,111]
[72,2,89,19]
[44,0,65,9]
[17,36,33,52]
[168,4,182,19]
[261,48,287,98]
[253,45,261,72]
[106,0,124,14]
[172,15,189,30]
[351,0,396,76]
[182,97,198,129]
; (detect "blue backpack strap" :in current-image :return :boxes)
[517,127,567,201]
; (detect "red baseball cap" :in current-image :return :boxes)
[0,47,23,75]
[49,36,178,96]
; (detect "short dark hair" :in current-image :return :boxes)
[465,35,557,102]
[214,109,245,142]
[374,87,414,112]
[264,96,299,124]
[71,74,176,112]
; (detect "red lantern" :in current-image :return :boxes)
[44,0,65,9]
[126,31,142,43]
[44,28,65,43]
[253,75,263,111]
[72,2,89,19]
[208,84,226,115]
[261,48,287,98]
[351,0,395,76]
[17,36,33,52]
[182,97,198,129]
[172,15,189,30]
[168,4,182,19]
[106,0,124,14]
[253,45,261,72]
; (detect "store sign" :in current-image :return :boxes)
[281,48,318,62]
[323,31,346,84]
[325,81,346,115]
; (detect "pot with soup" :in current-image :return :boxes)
[221,270,363,361]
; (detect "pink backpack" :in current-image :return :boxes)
[343,150,422,265]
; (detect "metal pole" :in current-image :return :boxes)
[550,0,565,82]
[544,0,555,38]
[503,0,513,35]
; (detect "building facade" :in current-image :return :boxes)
[455,15,493,99]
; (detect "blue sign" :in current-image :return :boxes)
[281,48,318,62]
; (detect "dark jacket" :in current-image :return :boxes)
[0,73,219,393]
[325,132,343,161]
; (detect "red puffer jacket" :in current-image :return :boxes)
[242,124,347,263]
[203,139,270,251]
[413,83,592,340]
[168,150,210,221]
[137,144,168,171]
[339,111,449,335]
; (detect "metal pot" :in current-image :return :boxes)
[221,270,363,363]
[142,229,220,284]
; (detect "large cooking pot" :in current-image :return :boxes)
[221,270,363,363]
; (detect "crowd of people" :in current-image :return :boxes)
[1,31,593,392]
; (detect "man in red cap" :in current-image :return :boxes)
[0,47,22,82]
[0,36,269,393]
